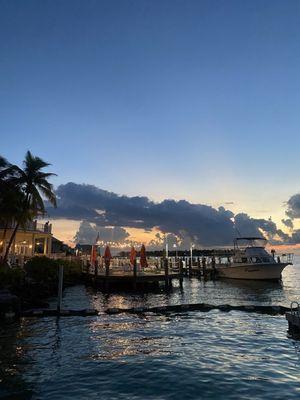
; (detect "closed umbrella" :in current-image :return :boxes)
[90,245,97,267]
[104,245,112,276]
[140,244,148,269]
[91,232,100,268]
[130,246,136,267]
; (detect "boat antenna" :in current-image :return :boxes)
[231,217,242,238]
[235,226,242,238]
[232,218,242,251]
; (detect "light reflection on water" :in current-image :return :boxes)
[1,262,300,399]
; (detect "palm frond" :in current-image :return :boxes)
[0,164,23,180]
[29,186,46,214]
[39,185,57,207]
[0,156,10,169]
[24,151,51,174]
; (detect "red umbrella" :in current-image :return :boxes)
[90,245,97,266]
[130,246,136,266]
[104,245,112,267]
[140,244,148,269]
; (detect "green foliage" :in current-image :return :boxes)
[0,266,25,289]
[24,256,58,283]
[24,256,82,284]
[58,258,82,280]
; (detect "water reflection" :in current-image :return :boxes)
[1,264,300,399]
[219,279,283,304]
[0,321,34,399]
[78,264,299,312]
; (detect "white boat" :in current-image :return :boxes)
[216,237,293,281]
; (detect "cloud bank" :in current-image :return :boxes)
[45,182,297,247]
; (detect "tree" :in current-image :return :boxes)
[0,157,18,257]
[0,180,25,257]
[1,151,57,264]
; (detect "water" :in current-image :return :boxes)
[1,260,300,399]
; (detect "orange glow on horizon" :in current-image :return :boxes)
[124,227,160,244]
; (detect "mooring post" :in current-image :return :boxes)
[57,264,64,314]
[202,257,206,277]
[133,259,137,290]
[189,256,192,276]
[164,258,169,289]
[179,258,183,288]
[104,261,110,291]
[212,256,216,279]
[94,259,98,278]
[197,257,201,276]
[185,257,188,275]
[105,261,110,277]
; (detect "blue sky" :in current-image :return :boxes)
[1,0,300,228]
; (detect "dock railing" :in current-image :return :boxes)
[82,256,183,277]
[280,253,294,263]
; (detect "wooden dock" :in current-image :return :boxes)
[81,255,219,291]
[82,259,184,290]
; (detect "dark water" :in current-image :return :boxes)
[1,259,300,399]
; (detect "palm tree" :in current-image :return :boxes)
[2,151,57,264]
[0,180,23,255]
[0,157,16,257]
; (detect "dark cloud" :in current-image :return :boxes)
[74,221,129,244]
[234,214,285,242]
[289,229,300,244]
[281,218,294,229]
[47,182,296,246]
[286,193,300,219]
[276,229,290,243]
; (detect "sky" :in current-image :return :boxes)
[1,0,300,247]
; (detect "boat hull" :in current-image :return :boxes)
[216,263,289,280]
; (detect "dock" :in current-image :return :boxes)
[81,255,218,291]
[82,259,183,290]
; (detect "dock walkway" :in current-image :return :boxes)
[82,262,183,290]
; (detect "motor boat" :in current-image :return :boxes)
[216,237,293,280]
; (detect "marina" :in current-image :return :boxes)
[1,2,300,398]
[79,237,293,293]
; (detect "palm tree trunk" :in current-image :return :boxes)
[0,221,8,264]
[1,221,8,247]
[3,192,31,264]
[3,222,20,264]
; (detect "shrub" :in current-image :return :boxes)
[0,265,25,289]
[58,259,82,282]
[24,256,82,284]
[24,256,58,283]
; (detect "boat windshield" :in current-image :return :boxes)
[235,237,267,249]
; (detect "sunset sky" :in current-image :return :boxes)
[1,1,300,247]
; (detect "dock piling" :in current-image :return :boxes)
[189,257,192,276]
[197,257,201,276]
[57,264,64,313]
[133,259,137,290]
[164,258,169,289]
[179,259,183,287]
